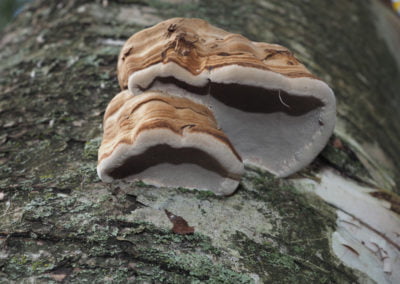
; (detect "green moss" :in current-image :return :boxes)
[87,224,120,242]
[319,136,371,182]
[10,255,28,265]
[137,248,254,283]
[231,231,355,283]
[31,260,52,273]
[175,187,220,200]
[83,137,102,160]
[6,254,54,279]
[78,162,101,184]
[135,180,150,187]
[236,169,359,282]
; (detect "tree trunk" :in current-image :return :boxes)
[1,0,399,283]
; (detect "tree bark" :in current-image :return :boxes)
[1,0,399,283]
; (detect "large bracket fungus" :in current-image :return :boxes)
[117,18,336,177]
[97,91,244,195]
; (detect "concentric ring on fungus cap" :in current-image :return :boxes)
[97,90,244,196]
[118,17,336,177]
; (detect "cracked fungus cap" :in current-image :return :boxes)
[118,17,336,177]
[97,90,244,196]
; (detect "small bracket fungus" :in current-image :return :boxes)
[97,91,244,195]
[118,18,336,177]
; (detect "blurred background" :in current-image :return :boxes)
[0,0,31,31]
[1,0,399,32]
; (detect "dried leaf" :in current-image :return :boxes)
[164,209,194,235]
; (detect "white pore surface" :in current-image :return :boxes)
[296,168,400,283]
[209,97,322,176]
[97,128,244,195]
[128,62,336,177]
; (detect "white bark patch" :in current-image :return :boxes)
[295,168,400,283]
[124,186,275,247]
[332,210,400,284]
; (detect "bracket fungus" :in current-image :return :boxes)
[118,18,336,177]
[97,90,244,195]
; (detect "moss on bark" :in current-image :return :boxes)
[1,0,399,282]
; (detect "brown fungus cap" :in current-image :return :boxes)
[118,18,336,177]
[117,18,317,90]
[97,90,244,195]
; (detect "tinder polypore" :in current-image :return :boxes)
[97,90,244,195]
[118,17,336,177]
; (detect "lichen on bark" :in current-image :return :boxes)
[1,0,399,282]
